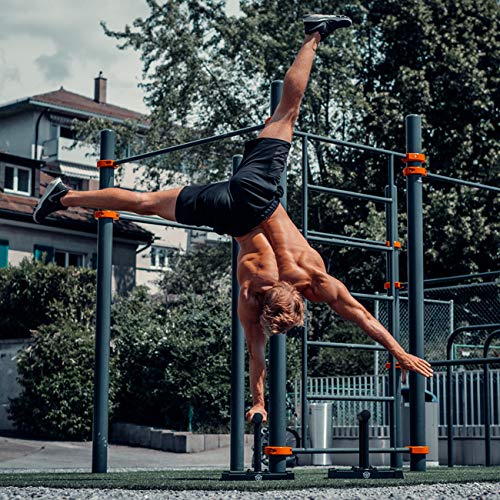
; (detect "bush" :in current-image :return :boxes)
[0,259,96,339]
[112,286,232,432]
[8,309,118,440]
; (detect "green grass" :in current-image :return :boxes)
[0,467,499,491]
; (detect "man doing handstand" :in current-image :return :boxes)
[33,15,433,423]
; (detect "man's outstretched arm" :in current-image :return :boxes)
[311,273,433,380]
[238,289,268,422]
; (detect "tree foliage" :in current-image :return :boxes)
[72,0,499,376]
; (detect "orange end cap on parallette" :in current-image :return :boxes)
[406,445,430,455]
[264,446,293,456]
[385,362,401,370]
[385,241,402,248]
[384,282,403,290]
[94,210,119,221]
[96,159,117,168]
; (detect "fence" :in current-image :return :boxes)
[295,369,500,434]
[377,297,453,362]
[424,281,499,328]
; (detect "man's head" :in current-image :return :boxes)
[260,281,305,336]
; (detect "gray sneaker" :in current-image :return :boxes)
[33,178,69,223]
[303,14,352,40]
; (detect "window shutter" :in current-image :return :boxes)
[0,240,8,268]
[34,244,55,263]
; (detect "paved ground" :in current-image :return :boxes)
[1,483,500,499]
[0,435,253,471]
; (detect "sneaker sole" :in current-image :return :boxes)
[33,179,64,223]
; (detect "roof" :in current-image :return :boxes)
[0,152,44,170]
[0,171,153,244]
[0,88,149,128]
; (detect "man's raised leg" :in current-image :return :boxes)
[61,187,183,220]
[259,14,351,143]
[33,177,183,223]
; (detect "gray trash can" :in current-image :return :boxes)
[308,403,333,465]
[401,388,439,464]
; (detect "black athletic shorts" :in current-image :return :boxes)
[175,137,291,237]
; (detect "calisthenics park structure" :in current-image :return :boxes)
[89,80,500,478]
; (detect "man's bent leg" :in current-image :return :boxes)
[62,187,183,221]
[258,33,320,143]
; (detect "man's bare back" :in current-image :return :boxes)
[237,205,433,422]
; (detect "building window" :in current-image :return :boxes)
[4,165,32,196]
[34,244,55,264]
[150,246,170,270]
[0,240,8,268]
[34,245,85,268]
[60,126,76,140]
[54,250,85,268]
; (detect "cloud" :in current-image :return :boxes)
[35,49,72,82]
[0,48,21,93]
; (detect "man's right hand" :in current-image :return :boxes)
[246,405,267,423]
[398,352,434,383]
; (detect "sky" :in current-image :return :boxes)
[0,0,240,115]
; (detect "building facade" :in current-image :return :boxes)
[0,73,190,293]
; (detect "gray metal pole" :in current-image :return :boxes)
[229,154,245,472]
[301,135,309,449]
[92,129,116,473]
[268,79,288,475]
[386,155,403,469]
[405,115,426,472]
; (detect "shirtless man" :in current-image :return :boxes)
[33,14,433,423]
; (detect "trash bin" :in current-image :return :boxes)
[308,403,333,465]
[401,388,439,464]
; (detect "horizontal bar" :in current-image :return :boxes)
[431,357,500,367]
[422,271,500,286]
[119,213,214,233]
[294,130,405,158]
[292,448,409,455]
[115,124,265,165]
[426,173,500,193]
[307,341,385,351]
[308,395,395,402]
[308,234,392,252]
[423,282,500,293]
[308,184,392,204]
[307,230,387,247]
[352,293,394,302]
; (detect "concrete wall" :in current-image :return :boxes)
[0,339,32,430]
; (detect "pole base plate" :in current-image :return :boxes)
[328,467,404,479]
[220,470,295,481]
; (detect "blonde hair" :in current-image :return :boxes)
[260,281,305,336]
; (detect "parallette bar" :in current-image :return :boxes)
[308,234,392,252]
[119,213,213,233]
[308,341,385,351]
[431,357,500,367]
[114,124,265,165]
[352,292,394,302]
[294,130,406,158]
[308,395,395,402]
[292,447,409,454]
[426,173,500,193]
[308,230,386,247]
[308,184,392,204]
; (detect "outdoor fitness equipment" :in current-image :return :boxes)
[89,79,499,477]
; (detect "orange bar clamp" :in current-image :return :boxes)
[94,210,119,220]
[96,159,117,168]
[406,445,430,455]
[264,446,293,456]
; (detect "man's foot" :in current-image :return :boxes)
[33,178,69,223]
[303,14,352,40]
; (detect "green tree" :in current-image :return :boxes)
[82,0,498,374]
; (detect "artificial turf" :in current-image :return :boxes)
[0,467,499,491]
